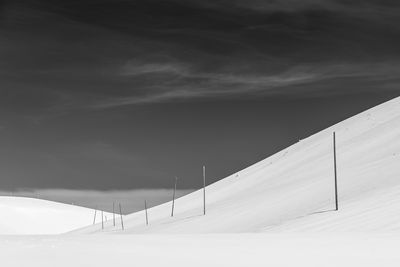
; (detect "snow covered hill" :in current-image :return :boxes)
[76,96,400,234]
[0,197,112,235]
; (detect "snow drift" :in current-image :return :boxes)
[0,197,112,235]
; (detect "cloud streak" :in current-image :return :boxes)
[88,61,400,108]
[2,0,400,113]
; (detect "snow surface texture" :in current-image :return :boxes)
[2,234,400,267]
[76,96,400,234]
[0,197,114,235]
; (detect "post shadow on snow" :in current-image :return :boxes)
[308,209,337,216]
[160,214,205,226]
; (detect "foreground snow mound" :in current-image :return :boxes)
[3,234,400,267]
[0,197,110,235]
[78,97,400,234]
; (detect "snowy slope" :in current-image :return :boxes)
[77,96,400,234]
[0,197,113,235]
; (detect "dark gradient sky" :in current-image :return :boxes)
[1,0,400,191]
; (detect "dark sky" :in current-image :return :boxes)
[1,0,400,191]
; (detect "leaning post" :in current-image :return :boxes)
[119,203,124,230]
[93,209,97,225]
[145,200,149,226]
[113,202,116,227]
[171,176,178,217]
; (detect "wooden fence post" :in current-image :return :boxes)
[119,203,124,230]
[93,209,97,225]
[203,165,206,215]
[113,202,116,227]
[171,177,178,217]
[333,132,339,211]
[101,210,104,230]
[145,200,149,226]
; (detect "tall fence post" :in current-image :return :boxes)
[203,165,206,215]
[333,132,339,211]
[119,203,124,230]
[101,210,104,230]
[113,202,116,227]
[145,200,149,226]
[93,209,97,225]
[171,176,178,217]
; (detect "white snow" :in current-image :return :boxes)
[2,234,400,267]
[77,96,400,234]
[3,97,400,266]
[0,197,113,235]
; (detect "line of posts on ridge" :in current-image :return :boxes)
[93,131,339,231]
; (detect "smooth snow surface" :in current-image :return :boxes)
[77,96,400,234]
[0,197,113,235]
[2,234,400,267]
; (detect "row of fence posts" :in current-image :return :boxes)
[93,131,339,231]
[92,164,208,231]
[93,202,124,230]
[3,131,338,231]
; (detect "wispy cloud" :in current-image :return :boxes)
[89,61,400,108]
[2,0,400,114]
[92,69,317,108]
